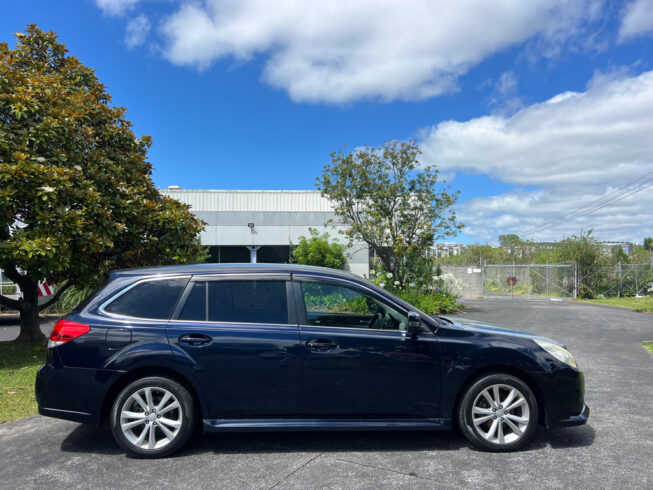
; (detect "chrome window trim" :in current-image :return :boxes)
[298,324,438,338]
[168,319,297,328]
[98,275,191,321]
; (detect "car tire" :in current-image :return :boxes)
[457,373,538,452]
[110,376,195,458]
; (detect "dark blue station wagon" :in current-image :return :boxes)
[36,264,589,457]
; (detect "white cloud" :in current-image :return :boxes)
[160,0,604,104]
[96,0,140,16]
[619,0,653,42]
[421,70,653,243]
[488,71,524,114]
[125,15,151,49]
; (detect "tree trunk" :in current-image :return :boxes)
[16,283,45,342]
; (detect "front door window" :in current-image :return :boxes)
[300,281,407,331]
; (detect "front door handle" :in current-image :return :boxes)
[179,333,212,347]
[306,338,338,352]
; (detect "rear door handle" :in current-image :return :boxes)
[306,338,338,352]
[179,333,212,347]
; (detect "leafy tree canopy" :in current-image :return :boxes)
[0,26,205,340]
[644,237,653,250]
[317,140,462,285]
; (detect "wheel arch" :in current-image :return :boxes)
[452,365,548,427]
[100,365,205,427]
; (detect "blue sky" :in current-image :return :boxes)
[3,1,653,244]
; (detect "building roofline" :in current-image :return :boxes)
[161,189,322,194]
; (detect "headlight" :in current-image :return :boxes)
[534,339,578,368]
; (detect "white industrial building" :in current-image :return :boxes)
[161,188,370,277]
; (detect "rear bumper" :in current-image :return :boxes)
[35,362,121,425]
[38,406,95,424]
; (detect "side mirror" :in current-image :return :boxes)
[407,311,422,335]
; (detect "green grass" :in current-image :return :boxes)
[578,296,653,313]
[643,342,653,355]
[0,342,47,423]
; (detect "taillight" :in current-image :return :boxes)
[48,319,91,347]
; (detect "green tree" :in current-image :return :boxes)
[292,228,347,270]
[551,230,606,295]
[318,140,462,285]
[498,234,521,254]
[0,26,206,341]
[437,244,508,265]
[644,237,653,251]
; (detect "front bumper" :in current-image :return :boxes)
[529,367,589,428]
[553,403,590,427]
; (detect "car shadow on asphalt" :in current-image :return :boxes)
[60,423,595,457]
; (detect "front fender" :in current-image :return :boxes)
[438,337,549,417]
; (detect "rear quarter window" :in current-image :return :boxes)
[103,277,188,319]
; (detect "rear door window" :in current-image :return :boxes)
[208,280,288,324]
[103,277,188,319]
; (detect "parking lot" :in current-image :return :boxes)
[1,300,652,489]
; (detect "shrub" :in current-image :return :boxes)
[578,284,595,299]
[292,229,348,270]
[367,267,459,314]
[396,288,457,314]
[52,285,98,314]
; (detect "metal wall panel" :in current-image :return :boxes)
[161,190,333,212]
[161,189,368,275]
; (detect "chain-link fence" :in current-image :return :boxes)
[483,264,576,299]
[591,262,653,298]
[440,261,653,300]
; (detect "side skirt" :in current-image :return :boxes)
[203,418,451,432]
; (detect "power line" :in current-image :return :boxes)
[520,169,653,238]
[520,169,653,237]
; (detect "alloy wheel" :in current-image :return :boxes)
[119,386,183,450]
[471,383,531,445]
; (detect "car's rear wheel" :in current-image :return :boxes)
[457,373,538,452]
[110,376,195,458]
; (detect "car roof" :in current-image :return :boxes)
[110,263,362,280]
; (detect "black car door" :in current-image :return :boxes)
[167,274,302,419]
[294,275,442,418]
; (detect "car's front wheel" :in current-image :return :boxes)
[110,376,195,458]
[457,373,538,452]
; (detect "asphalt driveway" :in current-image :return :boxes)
[0,315,57,341]
[1,300,652,489]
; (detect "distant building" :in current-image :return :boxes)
[160,188,370,277]
[534,240,634,255]
[601,241,634,255]
[533,241,557,250]
[433,242,466,258]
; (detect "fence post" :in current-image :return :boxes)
[618,261,622,298]
[482,263,486,298]
[511,262,515,299]
[573,261,578,298]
